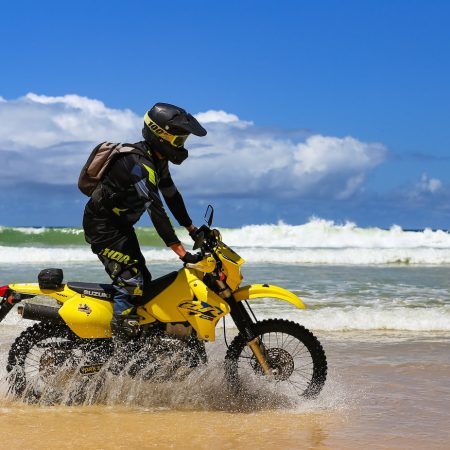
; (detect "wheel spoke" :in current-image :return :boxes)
[287,379,307,395]
[7,322,112,402]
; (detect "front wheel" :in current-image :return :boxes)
[225,319,327,399]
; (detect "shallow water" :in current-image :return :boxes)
[2,262,449,332]
[1,257,449,448]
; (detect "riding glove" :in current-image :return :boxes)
[181,252,203,264]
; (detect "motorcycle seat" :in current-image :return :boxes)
[67,271,179,303]
[66,282,116,300]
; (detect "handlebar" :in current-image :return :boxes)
[192,225,222,252]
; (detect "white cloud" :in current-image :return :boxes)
[194,110,252,127]
[0,93,141,185]
[294,135,386,174]
[0,93,388,199]
[0,93,140,150]
[417,174,442,194]
[400,173,444,203]
[175,113,387,199]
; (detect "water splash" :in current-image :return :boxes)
[0,341,348,413]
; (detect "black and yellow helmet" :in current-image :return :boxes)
[142,103,207,165]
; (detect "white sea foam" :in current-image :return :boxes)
[237,247,450,265]
[246,305,450,331]
[8,304,442,333]
[2,245,450,265]
[1,303,448,333]
[0,247,184,264]
[0,226,49,235]
[0,246,99,263]
[220,219,450,249]
[1,219,450,265]
[59,228,84,235]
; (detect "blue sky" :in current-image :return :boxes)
[0,0,449,228]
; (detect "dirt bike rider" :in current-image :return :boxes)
[82,103,207,335]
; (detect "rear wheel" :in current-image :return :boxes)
[225,319,327,398]
[7,321,110,403]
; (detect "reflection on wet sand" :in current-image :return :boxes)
[0,406,341,450]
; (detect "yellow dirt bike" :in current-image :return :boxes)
[0,207,327,402]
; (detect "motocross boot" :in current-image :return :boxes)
[110,288,140,337]
[110,313,140,340]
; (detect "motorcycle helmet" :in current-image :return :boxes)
[142,102,207,165]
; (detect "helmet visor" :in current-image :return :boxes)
[144,114,189,148]
[170,134,189,148]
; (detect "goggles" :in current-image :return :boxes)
[144,114,189,148]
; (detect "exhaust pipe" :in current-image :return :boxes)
[18,303,62,322]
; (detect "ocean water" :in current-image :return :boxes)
[1,219,449,334]
[1,220,449,448]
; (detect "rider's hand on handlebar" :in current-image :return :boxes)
[181,252,203,264]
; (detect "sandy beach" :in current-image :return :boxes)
[1,331,448,450]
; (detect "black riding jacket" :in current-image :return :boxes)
[83,141,192,247]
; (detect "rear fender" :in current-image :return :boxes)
[8,283,80,304]
[59,296,113,338]
[9,283,113,338]
[233,284,306,309]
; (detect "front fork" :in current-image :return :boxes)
[216,279,273,378]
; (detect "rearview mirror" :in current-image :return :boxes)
[204,205,214,227]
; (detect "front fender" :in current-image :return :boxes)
[233,284,306,309]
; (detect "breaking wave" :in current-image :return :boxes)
[1,218,450,265]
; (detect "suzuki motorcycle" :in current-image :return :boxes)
[0,207,327,402]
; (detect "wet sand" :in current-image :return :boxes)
[0,332,449,449]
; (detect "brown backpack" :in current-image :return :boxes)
[78,142,142,196]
